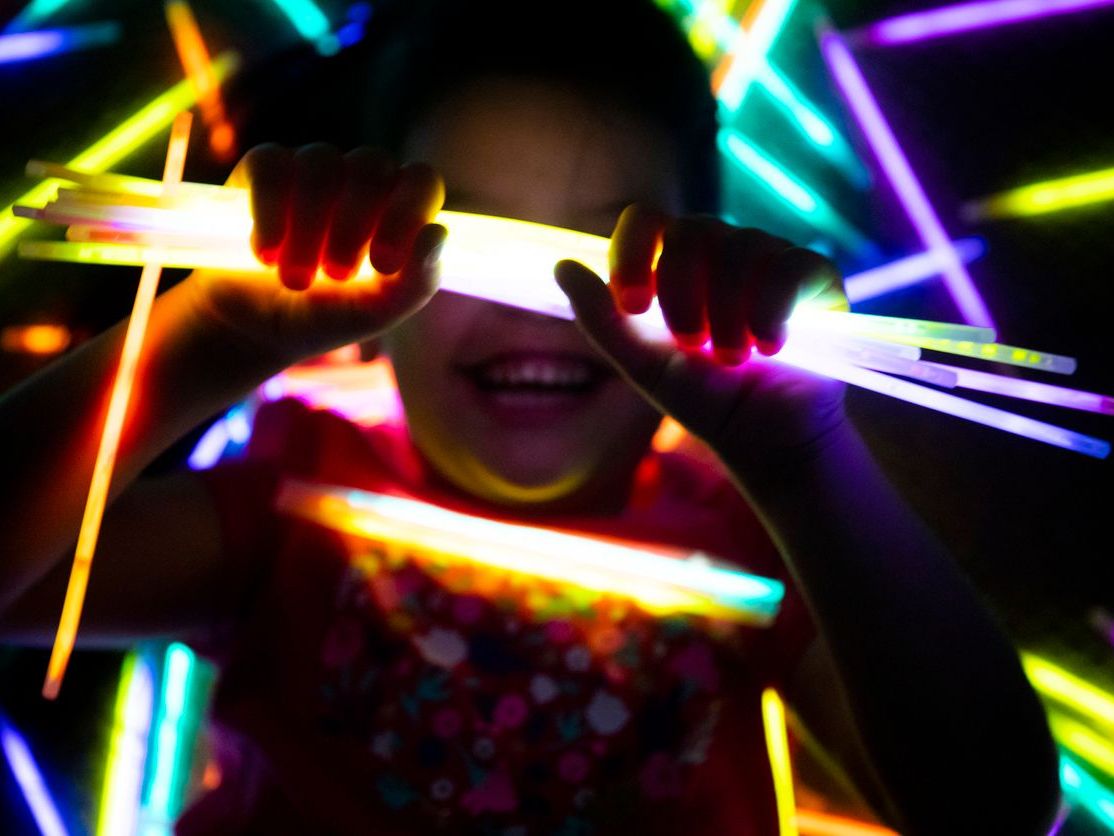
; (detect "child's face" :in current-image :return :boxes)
[382,77,684,513]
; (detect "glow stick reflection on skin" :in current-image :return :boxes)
[761,688,799,836]
[165,0,237,160]
[857,0,1114,46]
[42,113,193,700]
[965,165,1114,220]
[844,238,985,303]
[819,26,995,328]
[276,480,786,624]
[0,22,120,63]
[1022,653,1114,729]
[0,52,237,259]
[0,717,69,836]
[96,653,154,836]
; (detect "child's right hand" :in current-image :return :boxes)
[188,143,447,365]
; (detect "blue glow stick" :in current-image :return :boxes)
[0,22,120,63]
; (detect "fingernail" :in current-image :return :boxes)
[257,245,279,266]
[756,336,785,356]
[282,264,314,290]
[324,259,355,281]
[371,243,402,276]
[674,331,707,350]
[619,287,653,314]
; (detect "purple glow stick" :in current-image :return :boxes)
[845,238,985,303]
[858,0,1114,46]
[0,718,69,836]
[922,362,1114,414]
[819,26,995,328]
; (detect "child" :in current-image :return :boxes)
[0,0,1061,833]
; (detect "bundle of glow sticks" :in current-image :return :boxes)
[14,165,1114,459]
[276,479,785,625]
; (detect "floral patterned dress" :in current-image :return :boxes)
[179,400,816,836]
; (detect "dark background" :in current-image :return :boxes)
[1,0,1112,832]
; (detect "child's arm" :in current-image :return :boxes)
[0,144,445,642]
[555,208,1061,835]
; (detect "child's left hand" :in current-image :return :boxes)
[555,204,849,475]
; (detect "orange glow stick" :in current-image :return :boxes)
[795,809,899,836]
[0,324,71,354]
[164,0,235,160]
[42,112,193,700]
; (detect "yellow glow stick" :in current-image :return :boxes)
[275,479,785,624]
[762,687,799,836]
[164,0,237,160]
[1047,710,1114,781]
[42,113,193,700]
[1022,653,1114,730]
[886,336,1077,375]
[966,165,1114,220]
[0,53,236,259]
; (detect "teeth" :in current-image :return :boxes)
[475,357,595,388]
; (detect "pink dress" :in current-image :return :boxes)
[178,399,817,835]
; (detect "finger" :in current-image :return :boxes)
[280,144,344,290]
[368,162,445,276]
[371,222,448,324]
[241,144,293,264]
[754,247,841,355]
[609,203,666,314]
[322,147,397,281]
[713,228,791,363]
[655,217,715,349]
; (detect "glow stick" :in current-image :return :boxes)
[774,345,1110,458]
[276,479,785,624]
[1,323,71,354]
[0,716,69,836]
[268,0,339,55]
[887,336,1076,374]
[42,113,193,700]
[96,653,155,836]
[187,418,229,470]
[712,0,797,111]
[819,27,995,328]
[965,165,1114,220]
[2,0,75,34]
[718,129,876,255]
[922,362,1114,414]
[165,0,237,160]
[0,22,120,63]
[844,238,985,303]
[858,0,1114,46]
[1059,754,1114,829]
[141,644,197,832]
[790,310,994,343]
[761,688,799,836]
[1022,653,1114,729]
[794,810,898,836]
[0,52,237,259]
[1048,711,1114,781]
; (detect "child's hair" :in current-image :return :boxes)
[231,0,720,215]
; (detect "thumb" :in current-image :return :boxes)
[554,259,683,410]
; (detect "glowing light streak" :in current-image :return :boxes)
[0,22,120,63]
[267,0,339,55]
[141,644,196,831]
[858,0,1114,46]
[966,165,1114,219]
[96,653,155,836]
[42,114,192,700]
[844,238,985,303]
[819,27,994,328]
[1023,654,1114,729]
[712,0,796,111]
[794,810,898,835]
[887,337,1076,374]
[276,480,786,624]
[0,716,69,836]
[3,0,75,34]
[0,53,236,259]
[718,129,875,255]
[165,0,238,160]
[762,688,798,836]
[1,323,71,354]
